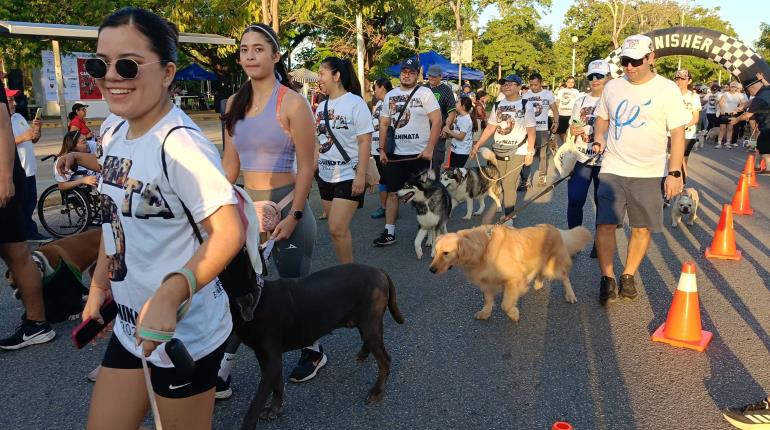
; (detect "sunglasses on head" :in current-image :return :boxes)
[619,56,647,67]
[587,73,606,82]
[85,58,165,80]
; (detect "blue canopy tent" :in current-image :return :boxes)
[174,63,217,110]
[386,50,484,81]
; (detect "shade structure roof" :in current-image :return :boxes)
[386,50,485,81]
[289,67,319,84]
[0,20,235,45]
[175,63,218,81]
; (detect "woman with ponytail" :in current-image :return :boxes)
[315,56,373,263]
[443,96,477,167]
[218,24,320,395]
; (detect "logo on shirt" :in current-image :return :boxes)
[612,98,650,140]
[495,104,524,136]
[388,95,424,129]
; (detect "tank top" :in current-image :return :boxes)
[232,84,295,172]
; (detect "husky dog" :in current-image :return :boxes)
[671,188,700,228]
[396,170,452,260]
[693,130,706,151]
[440,147,503,220]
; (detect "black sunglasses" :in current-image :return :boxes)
[587,73,606,82]
[85,58,164,80]
[619,56,647,67]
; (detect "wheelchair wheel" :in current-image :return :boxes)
[37,185,91,238]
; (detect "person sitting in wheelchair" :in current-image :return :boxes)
[53,131,100,192]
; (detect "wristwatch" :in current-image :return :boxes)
[667,170,682,178]
[292,210,303,220]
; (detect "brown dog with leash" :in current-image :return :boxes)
[219,261,404,429]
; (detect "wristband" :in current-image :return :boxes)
[137,326,174,343]
[90,284,110,291]
[162,268,197,320]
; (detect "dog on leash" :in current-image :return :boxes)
[429,224,591,322]
[671,188,700,228]
[693,130,706,150]
[217,262,404,429]
[440,147,503,220]
[396,170,452,260]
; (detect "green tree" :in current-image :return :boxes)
[758,22,770,59]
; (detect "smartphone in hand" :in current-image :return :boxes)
[71,298,119,349]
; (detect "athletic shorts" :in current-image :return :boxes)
[596,173,664,233]
[316,177,364,207]
[383,154,430,192]
[683,139,696,157]
[0,152,28,244]
[758,131,770,155]
[718,114,736,125]
[101,334,227,399]
[556,115,571,134]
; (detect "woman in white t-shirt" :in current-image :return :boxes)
[369,77,393,219]
[717,82,748,148]
[80,8,244,428]
[443,96,477,167]
[315,56,373,263]
[673,69,702,171]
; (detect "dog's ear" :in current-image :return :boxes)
[457,231,485,264]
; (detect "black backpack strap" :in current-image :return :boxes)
[323,101,351,163]
[161,125,204,244]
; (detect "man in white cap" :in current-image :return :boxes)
[591,34,690,306]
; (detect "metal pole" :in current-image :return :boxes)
[51,40,68,133]
[678,11,684,70]
[356,12,365,93]
[718,70,722,86]
[458,61,462,92]
[571,45,576,77]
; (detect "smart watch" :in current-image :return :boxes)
[667,170,682,178]
[292,210,304,220]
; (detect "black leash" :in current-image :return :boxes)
[497,152,601,225]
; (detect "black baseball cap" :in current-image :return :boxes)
[498,74,523,85]
[742,75,763,89]
[400,57,420,72]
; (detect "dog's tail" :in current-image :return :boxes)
[384,272,405,324]
[559,226,592,256]
[478,146,497,167]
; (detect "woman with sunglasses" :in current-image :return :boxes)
[566,60,610,258]
[672,69,701,171]
[82,8,244,429]
[218,23,319,396]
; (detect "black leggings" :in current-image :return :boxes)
[449,152,469,168]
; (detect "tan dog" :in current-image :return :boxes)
[671,188,700,228]
[429,224,591,322]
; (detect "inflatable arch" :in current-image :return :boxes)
[604,26,770,83]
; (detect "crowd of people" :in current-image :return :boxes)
[1,8,770,429]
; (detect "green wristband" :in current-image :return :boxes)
[137,326,174,343]
[162,268,197,321]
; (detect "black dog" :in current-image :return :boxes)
[219,260,404,429]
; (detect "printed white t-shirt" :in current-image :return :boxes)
[371,100,383,156]
[595,74,690,178]
[450,114,474,155]
[705,90,718,114]
[98,106,235,367]
[523,89,555,131]
[97,113,124,159]
[556,88,581,116]
[570,94,603,165]
[681,90,702,139]
[720,91,744,115]
[381,86,440,155]
[316,92,374,183]
[10,113,36,177]
[54,140,100,183]
[488,98,537,156]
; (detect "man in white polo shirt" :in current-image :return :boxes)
[591,34,690,306]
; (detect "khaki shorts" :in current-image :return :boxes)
[596,173,664,233]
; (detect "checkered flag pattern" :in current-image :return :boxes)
[605,47,623,78]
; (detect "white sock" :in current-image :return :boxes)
[217,352,236,380]
[385,224,395,235]
[306,340,321,353]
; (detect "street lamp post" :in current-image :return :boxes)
[571,35,578,77]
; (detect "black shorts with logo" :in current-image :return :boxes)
[317,176,364,207]
[0,152,28,244]
[101,334,227,399]
[383,154,430,192]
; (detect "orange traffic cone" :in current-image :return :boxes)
[758,158,767,172]
[731,174,753,215]
[552,422,573,430]
[705,204,742,260]
[744,154,758,188]
[652,262,713,352]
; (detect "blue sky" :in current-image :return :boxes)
[479,0,765,49]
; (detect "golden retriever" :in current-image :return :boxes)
[429,224,591,322]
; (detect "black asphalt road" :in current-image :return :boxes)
[1,144,769,430]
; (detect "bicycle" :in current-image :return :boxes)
[37,154,101,238]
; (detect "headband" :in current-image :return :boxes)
[246,25,280,51]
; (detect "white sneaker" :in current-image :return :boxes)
[715,144,723,149]
[87,365,101,382]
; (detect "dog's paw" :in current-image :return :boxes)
[533,281,544,290]
[474,309,492,320]
[366,389,384,405]
[565,290,577,303]
[473,211,483,216]
[415,250,423,260]
[259,406,282,421]
[462,215,472,220]
[505,307,520,322]
[671,222,678,228]
[687,220,695,226]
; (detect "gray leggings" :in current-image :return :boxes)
[246,184,316,279]
[497,156,525,215]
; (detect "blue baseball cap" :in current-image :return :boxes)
[400,57,420,72]
[498,74,523,85]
